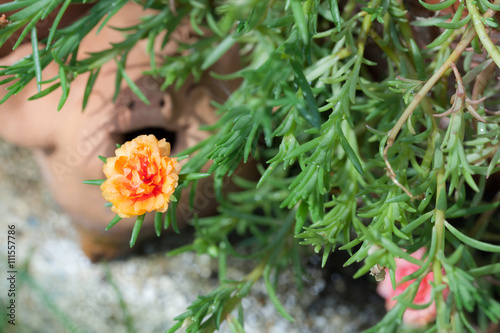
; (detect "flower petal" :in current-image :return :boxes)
[100,134,181,217]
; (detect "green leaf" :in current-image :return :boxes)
[10,0,47,21]
[27,82,61,100]
[471,36,483,54]
[0,1,32,12]
[410,15,450,27]
[46,0,71,48]
[83,68,101,110]
[147,28,158,73]
[290,59,321,128]
[166,321,183,333]
[179,173,211,182]
[436,188,447,211]
[446,202,500,218]
[96,0,128,34]
[400,211,434,234]
[336,121,364,176]
[113,53,127,103]
[348,61,361,102]
[206,11,224,37]
[328,0,342,32]
[41,0,63,20]
[263,266,295,322]
[441,245,464,266]
[445,221,500,252]
[154,211,163,237]
[294,201,308,234]
[165,200,180,234]
[418,0,458,11]
[31,26,42,93]
[0,89,16,105]
[201,35,236,70]
[227,314,246,333]
[115,59,150,105]
[291,0,308,44]
[0,77,16,86]
[130,214,146,248]
[13,10,43,51]
[409,39,426,81]
[82,179,105,185]
[487,147,500,178]
[286,137,321,159]
[57,66,69,111]
[105,214,122,231]
[436,14,470,29]
[427,5,465,48]
[267,15,295,28]
[468,263,500,277]
[478,0,500,11]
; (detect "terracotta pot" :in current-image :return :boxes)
[0,3,241,261]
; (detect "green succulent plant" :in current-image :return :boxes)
[1,0,500,332]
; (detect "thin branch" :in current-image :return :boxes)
[383,1,500,198]
[433,167,448,332]
[433,63,488,123]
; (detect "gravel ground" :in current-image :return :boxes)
[0,138,385,333]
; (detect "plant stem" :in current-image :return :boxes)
[433,167,448,332]
[383,1,500,198]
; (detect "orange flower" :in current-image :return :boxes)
[100,134,181,218]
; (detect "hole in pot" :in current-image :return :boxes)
[121,127,177,150]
